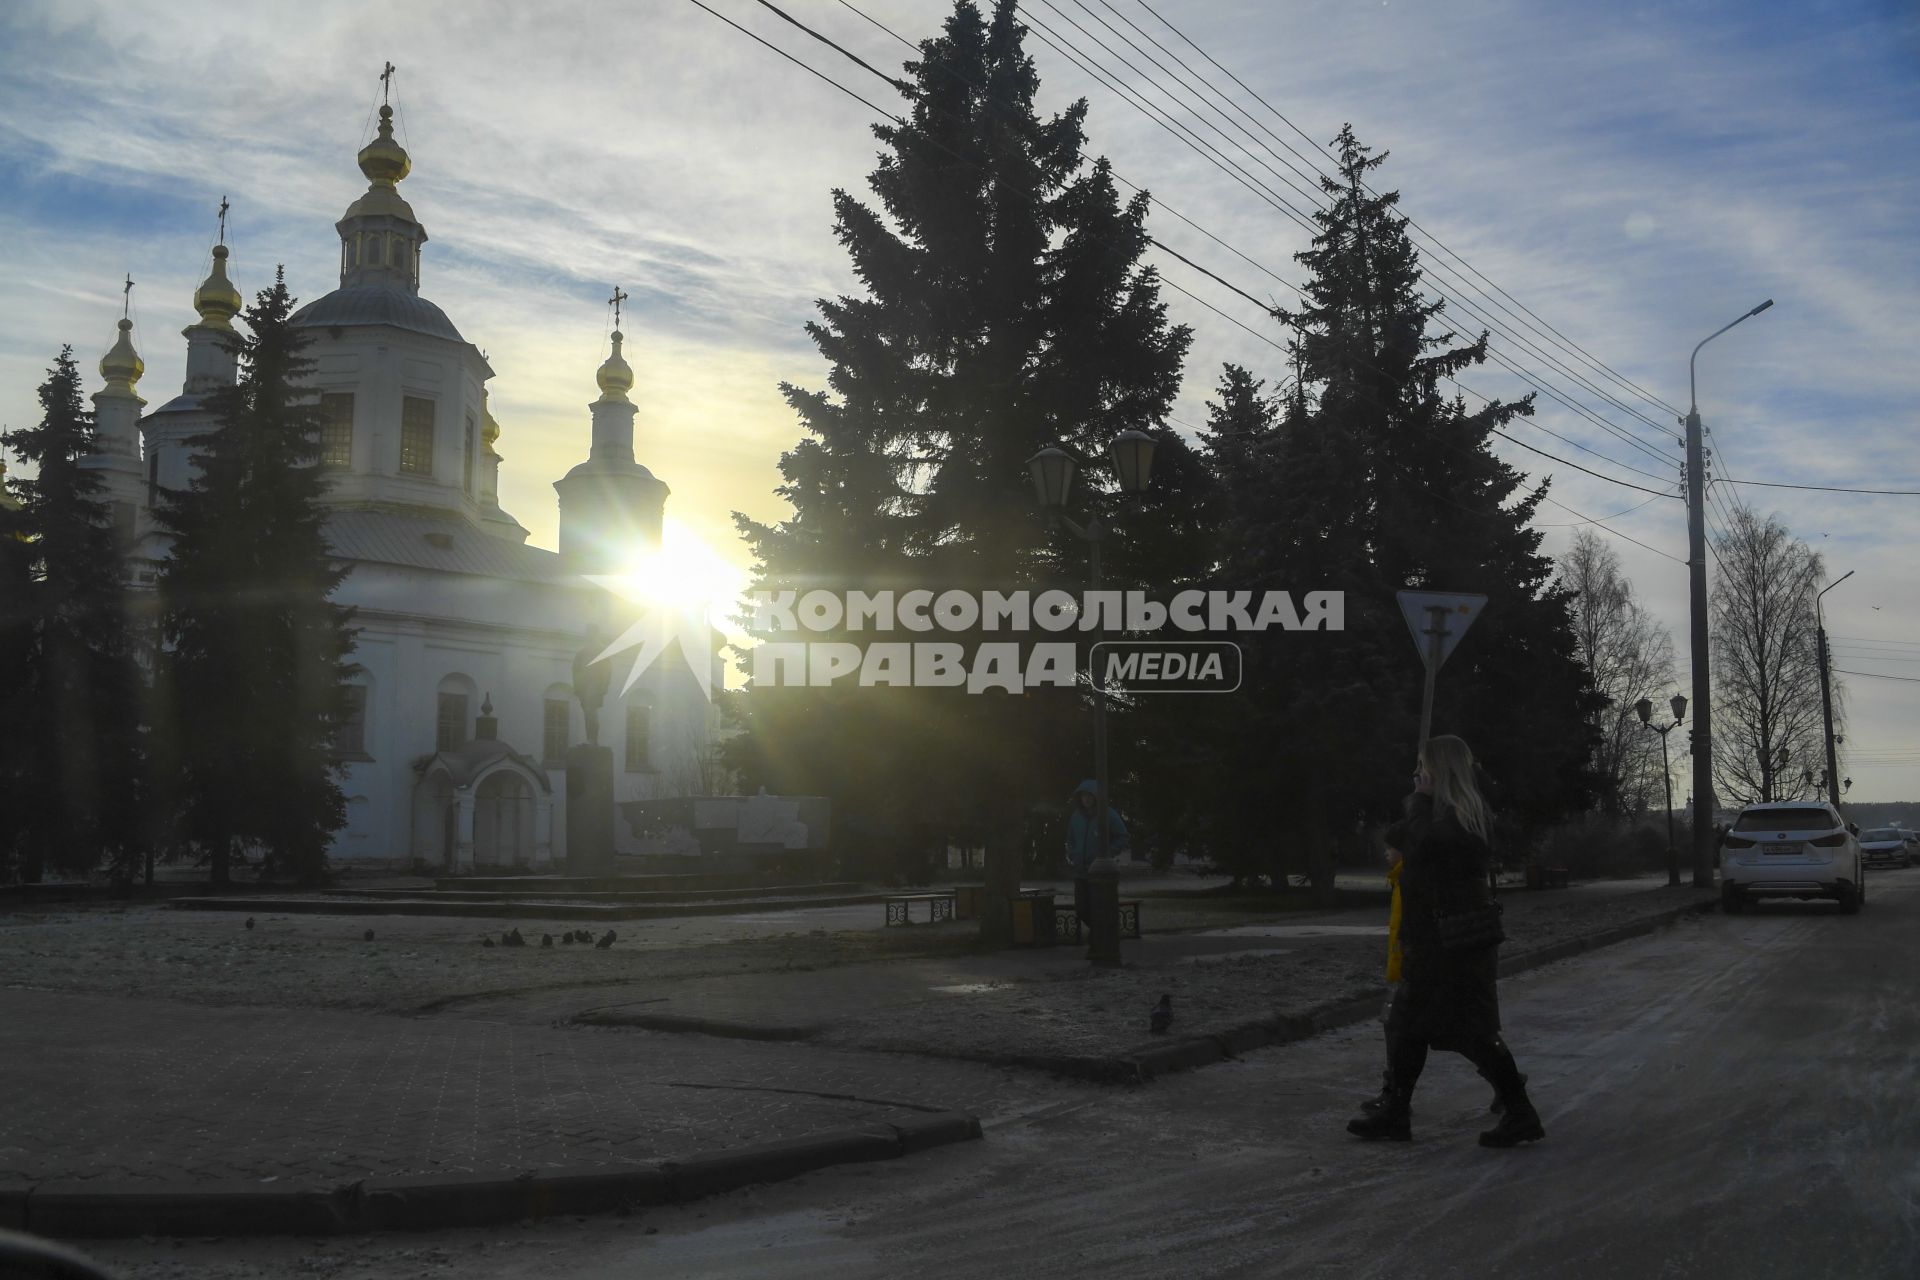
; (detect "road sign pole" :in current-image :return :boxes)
[1418,608,1445,748]
[1396,590,1488,758]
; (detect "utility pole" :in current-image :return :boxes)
[1684,299,1772,886]
[1816,570,1853,808]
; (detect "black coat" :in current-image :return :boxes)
[1385,793,1502,1049]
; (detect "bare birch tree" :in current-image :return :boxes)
[1710,506,1832,805]
[1559,530,1677,816]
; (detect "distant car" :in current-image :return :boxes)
[1859,827,1912,869]
[1719,801,1864,914]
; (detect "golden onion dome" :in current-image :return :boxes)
[482,389,501,448]
[357,104,411,187]
[595,330,635,401]
[98,318,144,391]
[192,244,242,329]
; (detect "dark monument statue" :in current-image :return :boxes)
[566,626,618,877]
[570,624,614,745]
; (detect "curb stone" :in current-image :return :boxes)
[165,893,891,921]
[1079,897,1720,1084]
[15,1113,981,1240]
[573,1009,821,1041]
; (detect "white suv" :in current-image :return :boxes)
[1719,801,1864,915]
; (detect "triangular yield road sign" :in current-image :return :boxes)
[1397,590,1488,671]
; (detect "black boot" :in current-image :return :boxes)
[1470,1039,1543,1146]
[1479,1088,1544,1147]
[1350,1040,1423,1140]
[1359,1067,1394,1114]
[1485,1071,1527,1115]
[1346,1088,1410,1141]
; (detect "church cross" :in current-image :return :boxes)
[122,274,134,319]
[609,285,629,330]
[217,195,230,246]
[380,61,396,105]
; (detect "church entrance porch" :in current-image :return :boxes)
[473,771,535,868]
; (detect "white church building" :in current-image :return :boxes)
[77,100,718,873]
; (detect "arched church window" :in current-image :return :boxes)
[436,673,475,753]
[334,668,373,760]
[320,392,354,468]
[542,684,573,767]
[401,396,435,476]
[463,412,476,494]
[624,703,652,774]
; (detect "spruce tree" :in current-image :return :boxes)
[733,0,1194,938]
[1204,128,1599,890]
[154,272,356,884]
[0,351,147,882]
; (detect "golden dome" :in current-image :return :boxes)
[99,318,144,391]
[595,330,635,401]
[193,244,242,329]
[482,391,501,448]
[357,104,411,187]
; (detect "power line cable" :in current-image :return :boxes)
[716,0,1686,509]
[1835,669,1920,684]
[1538,495,1686,563]
[1719,477,1920,497]
[828,0,1681,496]
[1030,0,1682,459]
[1129,0,1685,423]
[1158,277,1290,353]
[691,0,897,116]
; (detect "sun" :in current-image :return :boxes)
[598,517,751,616]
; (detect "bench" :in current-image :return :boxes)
[884,891,957,926]
[1524,865,1570,890]
[1053,898,1143,942]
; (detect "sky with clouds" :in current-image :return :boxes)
[2,0,1916,801]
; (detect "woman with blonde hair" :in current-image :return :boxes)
[1347,734,1544,1147]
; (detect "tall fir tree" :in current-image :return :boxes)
[0,351,148,882]
[732,0,1198,938]
[1201,127,1599,890]
[154,271,356,884]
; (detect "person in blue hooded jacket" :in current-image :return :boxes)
[1065,780,1129,926]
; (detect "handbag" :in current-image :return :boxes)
[1433,901,1505,951]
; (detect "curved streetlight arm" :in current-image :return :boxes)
[1815,568,1855,623]
[1049,510,1102,545]
[1689,299,1774,414]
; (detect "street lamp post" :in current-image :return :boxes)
[1683,298,1774,887]
[1637,694,1688,887]
[1814,570,1853,809]
[1027,430,1158,968]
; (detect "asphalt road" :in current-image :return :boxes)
[89,869,1920,1280]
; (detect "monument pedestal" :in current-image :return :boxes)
[565,744,616,877]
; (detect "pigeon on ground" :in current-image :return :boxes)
[595,929,616,950]
[541,933,554,948]
[1149,993,1173,1035]
[363,929,375,942]
[561,931,575,945]
[244,917,255,930]
[505,928,526,947]
[482,937,495,948]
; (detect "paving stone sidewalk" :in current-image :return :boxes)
[562,881,1722,1072]
[0,989,1075,1187]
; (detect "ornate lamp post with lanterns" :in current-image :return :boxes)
[1026,430,1157,967]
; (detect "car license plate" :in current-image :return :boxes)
[1762,843,1803,855]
